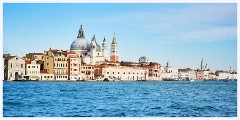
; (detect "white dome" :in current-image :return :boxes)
[70,38,90,51]
[70,25,90,51]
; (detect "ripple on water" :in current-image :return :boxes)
[3,81,237,117]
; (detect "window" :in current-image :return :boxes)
[44,76,46,78]
[32,66,35,68]
[107,72,109,74]
[28,66,30,68]
[47,63,49,66]
[11,63,12,68]
[113,72,114,74]
[37,66,38,68]
[21,64,23,68]
[118,72,120,74]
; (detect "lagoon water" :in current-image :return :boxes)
[3,81,237,117]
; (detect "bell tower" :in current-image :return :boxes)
[110,33,118,62]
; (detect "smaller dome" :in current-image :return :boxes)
[89,43,101,52]
[96,44,101,52]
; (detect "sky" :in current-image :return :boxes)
[3,3,237,72]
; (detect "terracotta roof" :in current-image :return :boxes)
[4,56,16,60]
[69,56,80,58]
[25,61,31,64]
[67,51,77,55]
[50,49,60,52]
[40,70,49,74]
[31,53,44,55]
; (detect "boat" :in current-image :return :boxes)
[190,79,195,82]
[162,78,179,81]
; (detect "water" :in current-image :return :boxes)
[3,81,237,117]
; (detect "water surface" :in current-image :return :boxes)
[3,81,237,117]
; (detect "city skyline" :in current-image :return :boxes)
[3,3,237,72]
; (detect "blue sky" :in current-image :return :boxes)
[3,3,237,72]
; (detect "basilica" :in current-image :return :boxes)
[70,25,118,65]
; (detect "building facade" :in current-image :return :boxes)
[178,68,196,80]
[81,64,95,80]
[4,56,25,80]
[25,60,40,80]
[95,64,148,81]
[40,71,54,80]
[160,61,179,80]
[67,51,82,80]
[147,62,161,80]
[44,49,68,80]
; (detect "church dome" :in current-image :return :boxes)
[70,38,89,50]
[70,25,90,51]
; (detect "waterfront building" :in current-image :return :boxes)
[44,49,68,80]
[208,73,217,80]
[25,52,44,71]
[39,70,54,80]
[70,25,107,65]
[94,64,148,81]
[160,61,179,80]
[146,62,161,80]
[26,52,44,61]
[24,60,40,80]
[4,56,25,80]
[215,69,237,80]
[217,71,230,80]
[67,51,82,80]
[178,68,196,80]
[196,58,210,80]
[81,64,95,80]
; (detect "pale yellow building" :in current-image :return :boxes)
[44,49,68,80]
[81,64,95,80]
